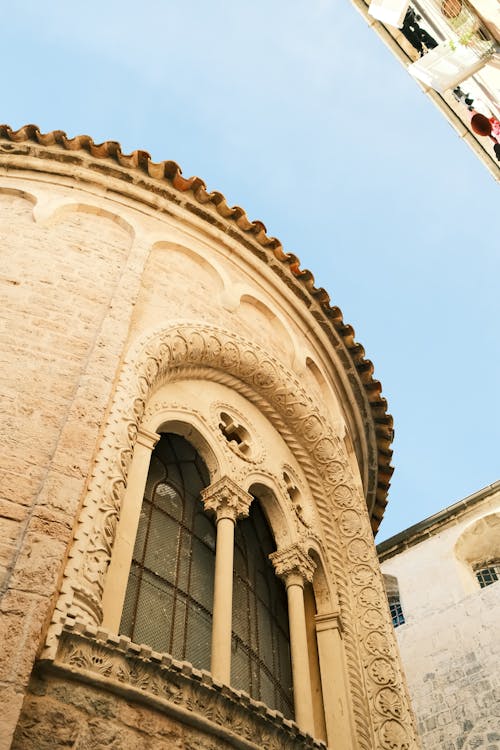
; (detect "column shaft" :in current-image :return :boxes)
[210,516,235,683]
[101,431,159,631]
[315,614,355,748]
[287,581,316,736]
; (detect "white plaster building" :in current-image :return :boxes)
[378,481,500,750]
[354,0,500,180]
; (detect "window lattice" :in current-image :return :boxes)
[476,562,500,588]
[231,501,294,719]
[389,596,405,628]
[120,433,214,670]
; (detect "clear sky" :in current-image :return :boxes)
[4,1,499,541]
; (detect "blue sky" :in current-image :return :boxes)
[5,1,499,540]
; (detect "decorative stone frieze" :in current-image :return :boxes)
[201,476,253,523]
[44,619,325,750]
[270,544,316,587]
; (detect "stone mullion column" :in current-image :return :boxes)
[315,611,355,749]
[271,544,316,737]
[101,427,160,632]
[202,476,252,685]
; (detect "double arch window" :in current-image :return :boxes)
[100,413,354,745]
[118,432,294,717]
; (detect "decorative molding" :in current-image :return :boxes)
[315,611,343,635]
[202,476,253,523]
[136,427,160,451]
[45,322,420,749]
[211,401,264,465]
[270,544,316,586]
[47,620,325,750]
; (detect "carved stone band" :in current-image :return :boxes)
[270,544,316,587]
[201,475,253,523]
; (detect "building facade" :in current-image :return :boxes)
[378,481,500,750]
[354,0,500,181]
[0,124,420,749]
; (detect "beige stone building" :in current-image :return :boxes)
[378,481,500,750]
[0,124,420,749]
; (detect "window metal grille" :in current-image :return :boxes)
[389,596,405,627]
[476,562,500,588]
[120,433,214,670]
[231,501,294,719]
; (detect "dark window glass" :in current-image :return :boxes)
[389,596,405,627]
[476,563,500,588]
[120,433,214,670]
[231,500,294,718]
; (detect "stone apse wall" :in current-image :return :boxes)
[0,126,420,750]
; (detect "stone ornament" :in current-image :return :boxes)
[53,621,325,750]
[211,401,264,465]
[270,543,316,586]
[201,475,253,522]
[45,322,420,750]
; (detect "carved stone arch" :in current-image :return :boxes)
[306,542,336,616]
[47,322,416,750]
[246,477,297,550]
[142,407,226,482]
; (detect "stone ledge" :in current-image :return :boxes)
[42,618,325,750]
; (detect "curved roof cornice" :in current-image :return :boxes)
[0,123,393,533]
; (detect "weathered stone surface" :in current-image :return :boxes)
[0,591,47,686]
[12,672,240,750]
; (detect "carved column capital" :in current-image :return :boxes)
[201,476,252,523]
[270,543,316,588]
[136,427,161,451]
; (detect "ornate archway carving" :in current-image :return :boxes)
[48,322,419,750]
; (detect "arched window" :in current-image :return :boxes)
[383,574,406,628]
[231,499,294,718]
[119,433,215,670]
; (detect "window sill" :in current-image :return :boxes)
[42,618,325,750]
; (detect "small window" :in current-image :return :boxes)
[388,596,405,627]
[383,574,405,628]
[475,562,500,589]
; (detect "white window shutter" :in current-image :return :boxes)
[408,41,488,92]
[368,0,410,28]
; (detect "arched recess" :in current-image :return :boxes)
[40,201,136,239]
[47,323,419,750]
[246,479,296,550]
[237,293,297,365]
[455,512,500,589]
[0,186,37,206]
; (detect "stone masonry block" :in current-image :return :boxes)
[9,531,66,597]
[0,591,47,686]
